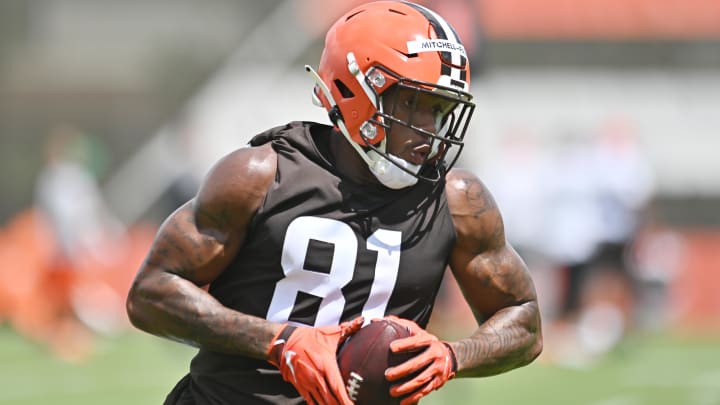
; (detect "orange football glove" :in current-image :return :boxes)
[267,317,364,405]
[380,316,458,405]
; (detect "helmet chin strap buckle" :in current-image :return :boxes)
[369,70,386,88]
[360,122,378,140]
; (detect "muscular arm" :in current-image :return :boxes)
[126,143,282,359]
[445,169,543,377]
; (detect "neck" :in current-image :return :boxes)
[329,129,380,186]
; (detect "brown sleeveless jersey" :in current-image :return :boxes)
[171,121,456,405]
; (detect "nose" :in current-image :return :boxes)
[411,107,437,135]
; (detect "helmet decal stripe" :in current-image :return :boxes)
[402,1,467,88]
[441,64,451,76]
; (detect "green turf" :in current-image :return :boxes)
[425,333,720,405]
[1,327,718,405]
[0,326,194,405]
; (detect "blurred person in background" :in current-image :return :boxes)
[126,1,542,404]
[0,124,147,361]
[570,119,655,359]
[35,124,131,356]
[482,118,654,365]
[34,124,127,268]
[540,121,654,365]
[0,124,122,360]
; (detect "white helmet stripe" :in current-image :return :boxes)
[402,1,467,86]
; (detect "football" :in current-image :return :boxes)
[336,319,416,404]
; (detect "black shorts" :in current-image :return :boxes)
[163,373,305,405]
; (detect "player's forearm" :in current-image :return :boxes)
[126,269,281,359]
[451,300,542,377]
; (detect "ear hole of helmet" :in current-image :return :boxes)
[334,79,354,99]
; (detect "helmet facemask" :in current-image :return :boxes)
[360,65,475,184]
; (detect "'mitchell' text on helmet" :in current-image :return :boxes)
[306,0,475,188]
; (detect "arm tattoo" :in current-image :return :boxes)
[454,301,541,377]
[457,174,494,219]
[447,170,542,377]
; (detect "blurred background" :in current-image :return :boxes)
[1,0,719,404]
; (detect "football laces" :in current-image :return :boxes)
[346,371,364,402]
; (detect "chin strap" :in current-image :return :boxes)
[366,151,420,189]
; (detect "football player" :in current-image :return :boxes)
[126,1,542,404]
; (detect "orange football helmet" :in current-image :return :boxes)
[307,0,475,183]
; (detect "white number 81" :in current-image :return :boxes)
[266,216,401,326]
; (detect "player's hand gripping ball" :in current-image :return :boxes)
[382,316,458,405]
[268,317,365,405]
[336,318,418,404]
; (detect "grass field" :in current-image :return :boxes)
[1,327,718,405]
